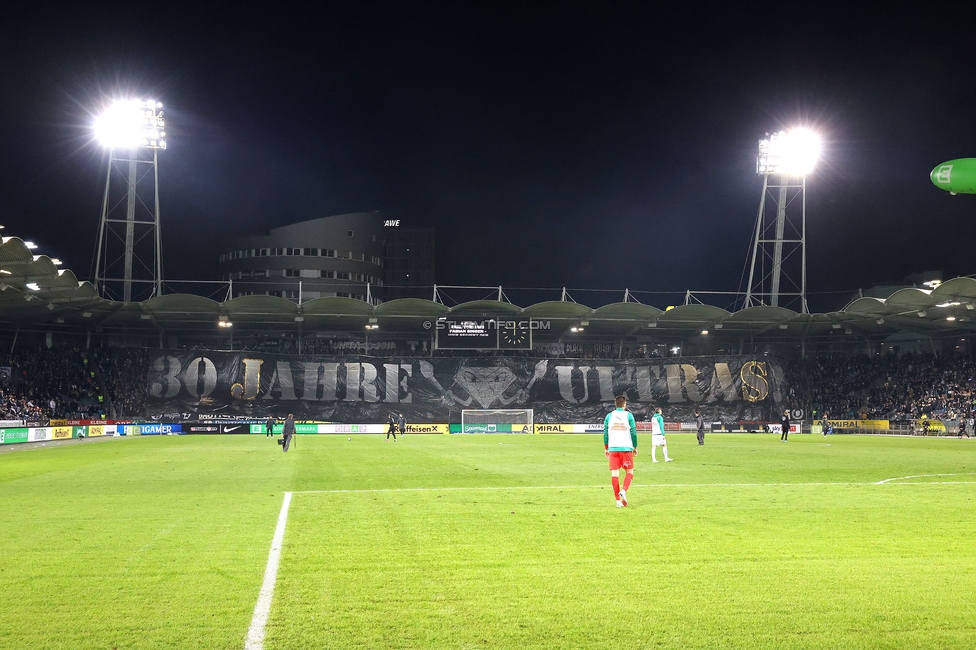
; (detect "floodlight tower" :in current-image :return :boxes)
[744,128,820,313]
[93,99,167,302]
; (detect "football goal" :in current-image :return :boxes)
[460,409,534,434]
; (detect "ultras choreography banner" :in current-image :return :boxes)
[145,353,788,422]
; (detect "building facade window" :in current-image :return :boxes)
[220,212,397,304]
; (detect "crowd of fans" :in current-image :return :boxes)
[0,391,46,421]
[0,346,103,421]
[787,353,976,421]
[0,345,160,421]
[91,348,154,419]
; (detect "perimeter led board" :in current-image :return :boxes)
[434,318,533,350]
[436,318,497,350]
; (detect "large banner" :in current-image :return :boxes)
[144,353,787,423]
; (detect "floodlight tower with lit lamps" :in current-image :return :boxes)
[743,128,821,313]
[93,98,166,302]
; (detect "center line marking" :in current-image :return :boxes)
[244,491,292,650]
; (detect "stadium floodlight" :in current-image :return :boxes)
[93,97,167,303]
[94,99,166,150]
[745,126,822,314]
[25,282,40,291]
[757,128,821,176]
[24,241,37,249]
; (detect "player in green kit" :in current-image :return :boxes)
[650,406,672,462]
[604,395,638,507]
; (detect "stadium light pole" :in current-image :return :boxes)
[93,98,167,302]
[745,128,820,313]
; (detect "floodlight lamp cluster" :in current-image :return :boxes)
[757,128,820,176]
[94,99,167,150]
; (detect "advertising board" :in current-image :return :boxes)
[403,423,449,434]
[826,419,890,430]
[533,424,603,434]
[187,424,220,433]
[0,427,29,444]
[317,424,387,434]
[459,423,532,434]
[218,423,250,434]
[140,424,181,435]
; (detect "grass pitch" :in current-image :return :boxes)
[2,433,975,649]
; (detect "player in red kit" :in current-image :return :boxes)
[603,395,638,507]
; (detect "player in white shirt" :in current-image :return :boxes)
[603,395,638,507]
[650,407,672,462]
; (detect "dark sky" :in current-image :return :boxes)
[2,3,975,311]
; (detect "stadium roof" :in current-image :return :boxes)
[3,231,976,342]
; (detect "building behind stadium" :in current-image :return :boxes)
[218,212,434,303]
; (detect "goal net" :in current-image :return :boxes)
[460,409,534,434]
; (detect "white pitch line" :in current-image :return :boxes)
[293,478,976,496]
[244,491,292,650]
[875,472,976,484]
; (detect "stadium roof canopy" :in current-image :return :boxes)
[3,233,976,344]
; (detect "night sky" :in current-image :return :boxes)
[2,3,975,312]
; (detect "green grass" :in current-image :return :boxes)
[2,433,975,649]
